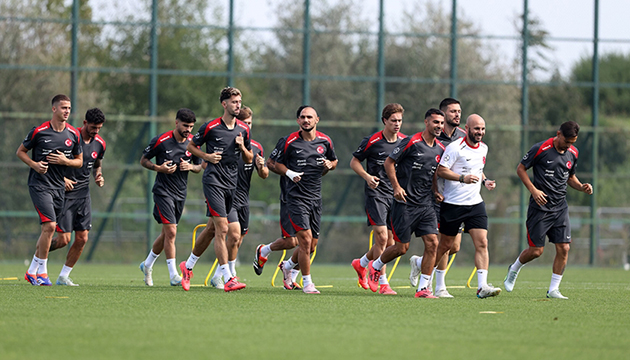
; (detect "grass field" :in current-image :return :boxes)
[1,261,629,360]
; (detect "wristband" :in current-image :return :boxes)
[459,174,464,183]
[285,169,302,180]
[482,178,486,186]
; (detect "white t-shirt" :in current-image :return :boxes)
[439,137,488,206]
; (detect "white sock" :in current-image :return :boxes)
[166,259,178,278]
[261,245,272,258]
[37,258,48,275]
[144,250,160,269]
[185,253,199,270]
[510,258,525,273]
[477,269,488,288]
[418,274,431,291]
[303,274,313,287]
[359,254,369,268]
[228,260,237,277]
[285,258,297,270]
[291,269,299,282]
[59,265,72,278]
[435,269,446,291]
[378,274,388,285]
[221,264,232,282]
[28,255,40,274]
[373,258,385,271]
[549,273,563,292]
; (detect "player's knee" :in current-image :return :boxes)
[450,242,460,254]
[529,246,544,258]
[74,234,88,247]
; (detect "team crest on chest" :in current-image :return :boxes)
[65,139,72,147]
[566,160,572,169]
[91,151,98,159]
[435,154,441,162]
[186,150,191,157]
[317,145,325,154]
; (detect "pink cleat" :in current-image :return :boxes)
[415,288,438,298]
[224,277,246,292]
[379,284,397,295]
[351,259,368,290]
[179,261,193,291]
[367,261,381,293]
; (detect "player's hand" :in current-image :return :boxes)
[285,169,303,182]
[64,177,77,191]
[95,173,105,187]
[323,159,334,170]
[255,154,265,168]
[157,160,177,174]
[393,186,407,202]
[34,161,48,174]
[531,188,548,206]
[179,158,192,171]
[484,179,496,191]
[46,150,67,165]
[582,183,593,195]
[464,174,480,184]
[206,152,222,164]
[367,175,380,189]
[235,133,244,148]
[434,192,444,203]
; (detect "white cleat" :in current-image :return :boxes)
[303,283,320,294]
[503,265,519,292]
[139,262,153,287]
[210,276,225,290]
[434,288,454,298]
[546,289,568,299]
[409,255,422,287]
[477,284,501,298]
[56,275,79,286]
[170,274,182,286]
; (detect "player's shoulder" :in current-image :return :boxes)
[397,132,408,139]
[203,117,222,131]
[65,123,80,138]
[284,131,302,149]
[31,121,51,137]
[251,139,263,151]
[315,131,333,144]
[154,130,174,148]
[236,119,250,132]
[532,137,555,158]
[94,134,107,150]
[454,127,466,137]
[568,145,579,158]
[435,138,446,151]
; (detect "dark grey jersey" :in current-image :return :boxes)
[65,131,106,199]
[234,139,264,208]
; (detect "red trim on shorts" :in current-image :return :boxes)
[205,197,221,217]
[281,220,292,238]
[34,205,52,223]
[156,204,170,224]
[366,210,376,226]
[389,217,401,243]
[527,229,535,247]
[55,224,63,233]
[289,214,305,232]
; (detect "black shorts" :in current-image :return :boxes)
[203,183,234,218]
[434,201,464,234]
[227,205,249,235]
[56,196,92,232]
[29,186,64,224]
[389,201,438,244]
[526,206,571,247]
[279,202,295,238]
[365,196,392,227]
[153,194,185,225]
[286,198,322,239]
[440,202,488,237]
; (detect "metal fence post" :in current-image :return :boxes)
[590,0,600,265]
[519,0,530,253]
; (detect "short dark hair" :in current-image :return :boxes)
[439,98,460,111]
[236,106,252,120]
[559,121,580,138]
[297,105,317,118]
[85,108,105,124]
[220,87,241,103]
[381,103,404,124]
[425,108,445,119]
[52,94,70,106]
[176,108,196,123]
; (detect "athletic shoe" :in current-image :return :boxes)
[253,244,267,275]
[170,274,182,286]
[36,274,52,286]
[279,261,293,290]
[409,255,421,287]
[224,277,246,292]
[378,284,397,295]
[56,275,79,286]
[210,276,224,290]
[415,288,438,298]
[302,283,320,294]
[434,288,454,298]
[367,261,381,293]
[139,262,153,287]
[291,282,302,290]
[179,261,193,291]
[25,272,38,286]
[477,284,502,298]
[546,289,568,299]
[351,258,368,289]
[503,264,519,292]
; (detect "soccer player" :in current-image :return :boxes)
[350,103,406,295]
[266,106,338,294]
[409,98,466,297]
[434,114,501,299]
[139,108,202,287]
[208,106,269,289]
[17,94,83,286]
[180,87,253,292]
[504,121,592,299]
[367,108,445,298]
[47,108,107,286]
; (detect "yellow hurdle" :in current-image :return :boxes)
[444,253,457,275]
[466,266,477,288]
[190,223,219,287]
[271,250,287,287]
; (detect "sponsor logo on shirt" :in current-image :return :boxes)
[296,149,303,154]
[44,139,52,143]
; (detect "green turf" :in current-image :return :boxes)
[1,262,629,360]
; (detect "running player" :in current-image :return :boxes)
[409,97,466,297]
[367,108,445,298]
[504,121,592,299]
[435,114,501,298]
[209,106,269,289]
[47,108,107,286]
[17,94,83,286]
[267,106,338,294]
[350,103,406,295]
[139,108,202,286]
[180,87,253,292]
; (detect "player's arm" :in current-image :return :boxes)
[322,159,338,176]
[266,157,281,175]
[255,154,269,179]
[271,160,302,182]
[516,163,547,205]
[432,170,443,203]
[16,144,49,174]
[236,133,253,164]
[437,164,478,184]
[481,172,496,190]
[140,155,176,174]
[384,157,406,202]
[567,174,593,195]
[93,158,105,187]
[47,150,82,168]
[350,156,379,189]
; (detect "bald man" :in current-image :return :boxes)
[434,114,501,299]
